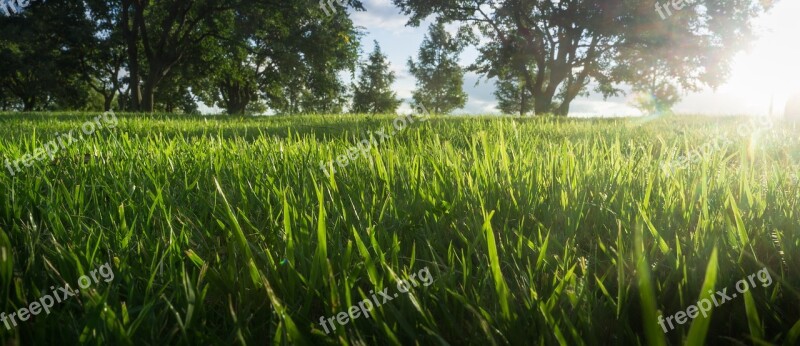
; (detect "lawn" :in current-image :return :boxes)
[0,112,798,345]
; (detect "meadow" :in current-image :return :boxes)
[0,112,799,345]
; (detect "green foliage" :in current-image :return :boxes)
[0,0,363,114]
[81,0,126,112]
[0,0,96,111]
[407,23,468,114]
[0,0,779,115]
[629,84,681,116]
[192,1,362,115]
[0,113,798,343]
[392,0,773,115]
[352,42,402,114]
[494,66,535,116]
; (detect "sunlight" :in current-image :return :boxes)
[720,1,800,115]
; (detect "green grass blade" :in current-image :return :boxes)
[483,210,512,320]
[635,223,666,346]
[686,248,718,344]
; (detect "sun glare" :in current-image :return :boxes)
[722,1,800,115]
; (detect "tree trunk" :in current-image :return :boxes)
[23,98,35,111]
[103,92,115,111]
[555,68,592,117]
[142,61,167,113]
[555,85,582,117]
[534,94,552,115]
[221,79,251,115]
[521,65,557,116]
[128,54,141,110]
[226,101,247,115]
[122,0,141,111]
[555,102,570,116]
[142,82,155,113]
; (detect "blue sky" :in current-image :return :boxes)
[351,0,800,116]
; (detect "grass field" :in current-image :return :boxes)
[1,112,799,345]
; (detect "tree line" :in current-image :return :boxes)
[0,0,774,115]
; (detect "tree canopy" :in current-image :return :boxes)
[0,0,777,115]
[1,0,364,114]
[352,42,402,114]
[392,0,774,115]
[407,23,468,114]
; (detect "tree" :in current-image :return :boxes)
[1,0,363,114]
[614,0,776,114]
[391,0,774,116]
[0,0,95,111]
[119,0,237,112]
[352,42,401,114]
[266,10,361,115]
[494,67,534,116]
[192,0,362,115]
[626,65,681,115]
[120,0,141,111]
[153,61,201,114]
[82,0,126,111]
[407,23,468,114]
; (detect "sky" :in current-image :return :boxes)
[350,0,800,116]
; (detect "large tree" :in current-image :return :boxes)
[391,0,774,116]
[352,42,401,114]
[407,22,468,114]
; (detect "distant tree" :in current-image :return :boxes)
[407,23,467,114]
[392,0,775,116]
[352,42,401,114]
[627,68,681,115]
[154,65,200,114]
[190,12,258,116]
[609,0,767,115]
[193,1,361,115]
[494,67,534,116]
[0,0,364,114]
[0,0,94,111]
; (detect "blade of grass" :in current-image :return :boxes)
[686,248,718,344]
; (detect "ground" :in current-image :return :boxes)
[0,113,798,345]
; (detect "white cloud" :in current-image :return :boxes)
[350,0,413,32]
